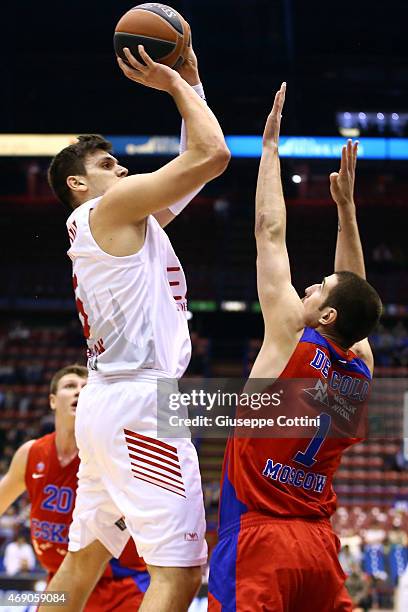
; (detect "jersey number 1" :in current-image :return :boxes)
[293,413,331,467]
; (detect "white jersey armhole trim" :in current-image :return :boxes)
[69,198,159,263]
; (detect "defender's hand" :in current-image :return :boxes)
[262,82,286,150]
[117,46,181,94]
[330,139,358,207]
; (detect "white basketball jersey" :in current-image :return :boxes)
[66,197,191,378]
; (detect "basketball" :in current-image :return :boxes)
[114,3,190,69]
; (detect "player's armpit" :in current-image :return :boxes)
[0,440,34,516]
[260,287,304,350]
[250,321,302,380]
[97,148,228,225]
[350,338,374,375]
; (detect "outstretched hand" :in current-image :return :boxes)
[262,82,286,150]
[117,45,181,93]
[330,139,358,206]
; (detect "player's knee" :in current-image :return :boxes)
[62,543,110,578]
[149,565,202,597]
[184,566,202,595]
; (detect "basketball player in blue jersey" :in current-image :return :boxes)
[41,44,230,612]
[208,85,382,611]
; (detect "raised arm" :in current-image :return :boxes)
[98,46,230,225]
[330,140,365,278]
[330,139,373,371]
[251,84,304,378]
[0,440,33,516]
[154,45,207,228]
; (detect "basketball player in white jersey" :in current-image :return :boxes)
[42,45,230,612]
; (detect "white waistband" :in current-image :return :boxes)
[87,369,176,385]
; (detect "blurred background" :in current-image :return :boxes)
[0,1,407,609]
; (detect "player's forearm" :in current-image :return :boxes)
[179,83,206,155]
[255,147,286,242]
[335,202,366,278]
[168,83,207,216]
[170,78,229,163]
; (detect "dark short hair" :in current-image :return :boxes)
[48,134,112,210]
[49,364,88,395]
[320,271,382,346]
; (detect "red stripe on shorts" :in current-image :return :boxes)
[124,429,177,453]
[130,461,184,487]
[124,429,186,498]
[131,473,186,498]
[128,452,182,478]
[125,436,179,463]
[131,468,185,494]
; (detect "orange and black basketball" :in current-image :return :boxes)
[114,3,190,69]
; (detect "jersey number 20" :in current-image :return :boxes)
[41,485,74,514]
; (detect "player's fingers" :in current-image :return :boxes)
[353,141,359,169]
[117,57,142,77]
[346,139,353,173]
[277,83,286,103]
[271,112,281,132]
[280,82,286,106]
[271,89,280,113]
[272,92,284,124]
[123,47,147,72]
[340,144,347,174]
[117,57,134,75]
[138,45,155,67]
[329,173,340,198]
[117,56,131,70]
[265,87,285,140]
[117,58,146,84]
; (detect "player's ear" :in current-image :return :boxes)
[49,394,56,411]
[66,175,88,193]
[319,306,337,327]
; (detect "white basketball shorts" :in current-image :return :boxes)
[68,372,207,567]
